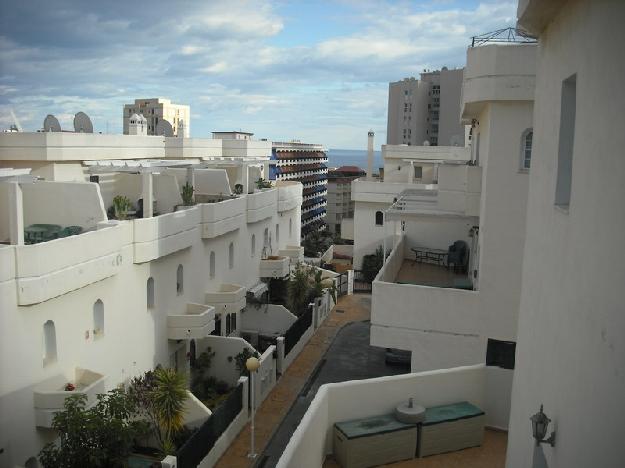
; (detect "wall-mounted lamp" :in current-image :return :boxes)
[531,404,556,447]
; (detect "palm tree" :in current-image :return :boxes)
[151,368,187,454]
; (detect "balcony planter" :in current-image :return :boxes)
[205,283,247,314]
[33,368,106,428]
[260,256,290,278]
[167,303,216,340]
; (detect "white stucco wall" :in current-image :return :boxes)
[507,2,625,467]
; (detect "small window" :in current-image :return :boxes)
[556,74,577,209]
[209,251,216,279]
[251,234,256,257]
[176,264,184,295]
[276,224,280,244]
[486,339,516,369]
[375,211,384,226]
[43,320,57,366]
[289,218,293,237]
[147,277,155,308]
[414,166,423,179]
[263,227,269,247]
[93,299,104,338]
[228,242,234,269]
[521,129,533,171]
[231,312,237,331]
[226,314,231,335]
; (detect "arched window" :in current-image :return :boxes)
[521,128,533,170]
[276,224,280,244]
[176,264,184,295]
[375,211,384,226]
[226,314,231,335]
[228,242,234,269]
[263,227,269,247]
[43,320,57,366]
[231,312,237,331]
[251,234,256,257]
[209,251,216,279]
[289,218,293,237]
[93,299,104,338]
[189,339,196,367]
[147,277,155,308]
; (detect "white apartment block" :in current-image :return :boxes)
[123,98,190,138]
[277,2,625,467]
[387,68,466,147]
[0,131,316,467]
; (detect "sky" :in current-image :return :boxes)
[0,0,517,149]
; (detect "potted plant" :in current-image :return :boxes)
[255,178,272,190]
[181,182,195,206]
[112,195,132,220]
[64,382,76,391]
[234,184,244,195]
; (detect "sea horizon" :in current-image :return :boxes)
[327,148,383,170]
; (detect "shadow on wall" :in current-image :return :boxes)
[532,445,548,468]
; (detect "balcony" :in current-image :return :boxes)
[259,255,290,278]
[167,303,216,340]
[278,245,304,264]
[246,189,278,223]
[33,368,106,428]
[199,196,246,239]
[15,222,128,305]
[133,206,200,263]
[205,283,247,314]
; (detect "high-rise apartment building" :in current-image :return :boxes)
[269,141,328,236]
[326,166,365,235]
[387,68,465,146]
[123,98,190,137]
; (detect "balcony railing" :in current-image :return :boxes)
[167,303,216,339]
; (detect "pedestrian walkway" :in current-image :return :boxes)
[215,294,372,468]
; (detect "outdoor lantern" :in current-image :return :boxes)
[530,404,556,447]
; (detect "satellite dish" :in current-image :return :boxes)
[155,119,173,137]
[73,112,93,133]
[43,114,62,132]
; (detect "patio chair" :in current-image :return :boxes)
[447,240,469,273]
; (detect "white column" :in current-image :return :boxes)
[367,131,375,179]
[186,166,194,187]
[141,172,153,218]
[242,163,250,194]
[408,161,415,183]
[8,181,24,245]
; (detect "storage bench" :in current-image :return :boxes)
[418,401,485,457]
[333,414,417,468]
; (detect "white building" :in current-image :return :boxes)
[123,98,190,138]
[506,1,625,467]
[387,68,466,147]
[0,131,306,467]
[326,166,365,236]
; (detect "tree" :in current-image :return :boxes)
[39,389,147,468]
[234,348,260,377]
[287,263,313,316]
[361,246,384,282]
[128,367,188,456]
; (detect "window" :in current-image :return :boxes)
[276,224,280,244]
[486,339,516,369]
[93,299,104,338]
[251,234,256,257]
[176,264,184,295]
[263,227,269,247]
[228,242,234,269]
[289,218,293,237]
[414,166,423,179]
[375,211,384,226]
[556,74,577,209]
[43,320,57,366]
[226,314,231,335]
[521,129,533,171]
[231,312,237,332]
[147,277,155,308]
[209,251,215,279]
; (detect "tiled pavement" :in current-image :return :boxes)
[215,294,372,468]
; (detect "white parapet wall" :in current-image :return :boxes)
[241,304,297,336]
[277,365,487,468]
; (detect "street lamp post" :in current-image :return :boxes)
[246,356,261,459]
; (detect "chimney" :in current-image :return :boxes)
[367,130,374,179]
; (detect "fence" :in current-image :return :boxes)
[177,382,244,468]
[284,307,313,355]
[336,272,349,296]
